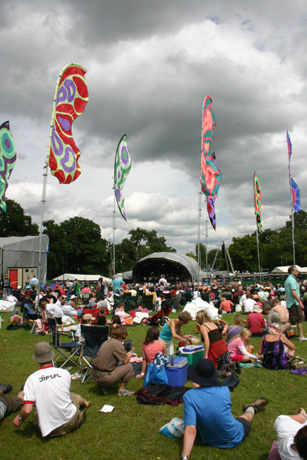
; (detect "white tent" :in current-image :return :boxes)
[52,273,112,284]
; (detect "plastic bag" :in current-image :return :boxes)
[144,362,168,386]
[159,417,184,438]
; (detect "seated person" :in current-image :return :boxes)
[226,315,245,342]
[267,302,289,327]
[114,303,133,325]
[274,408,307,459]
[13,342,89,437]
[90,326,134,396]
[97,306,110,325]
[181,359,268,458]
[228,329,257,363]
[220,296,234,313]
[75,313,95,342]
[246,306,266,337]
[242,293,256,313]
[0,384,23,425]
[136,326,166,378]
[258,323,295,370]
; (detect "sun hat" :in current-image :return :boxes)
[33,342,55,363]
[83,313,95,321]
[187,359,221,388]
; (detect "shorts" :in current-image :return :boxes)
[288,304,304,325]
[231,354,244,362]
[237,417,251,440]
[55,317,63,325]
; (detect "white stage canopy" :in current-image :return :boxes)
[52,273,112,284]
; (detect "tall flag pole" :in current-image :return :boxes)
[113,134,132,275]
[38,63,89,284]
[253,172,262,283]
[287,131,302,265]
[0,121,17,212]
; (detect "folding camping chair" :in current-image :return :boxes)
[47,318,81,370]
[79,324,110,383]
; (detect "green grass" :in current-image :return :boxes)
[1,312,307,460]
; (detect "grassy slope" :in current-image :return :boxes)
[0,312,307,460]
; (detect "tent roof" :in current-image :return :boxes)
[133,252,201,282]
[271,265,301,273]
[0,235,46,249]
[52,273,112,283]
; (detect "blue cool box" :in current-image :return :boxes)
[166,356,188,386]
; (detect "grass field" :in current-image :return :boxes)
[1,311,307,460]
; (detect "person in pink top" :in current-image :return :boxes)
[136,326,166,379]
[228,329,258,363]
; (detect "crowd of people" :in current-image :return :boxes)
[1,266,307,459]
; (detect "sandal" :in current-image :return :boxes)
[118,389,134,396]
[242,397,268,413]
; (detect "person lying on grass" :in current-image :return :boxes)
[181,359,268,459]
[12,342,89,437]
[274,408,307,459]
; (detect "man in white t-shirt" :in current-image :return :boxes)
[12,342,89,437]
[242,294,256,313]
[274,408,307,459]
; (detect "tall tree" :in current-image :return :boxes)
[0,199,39,237]
[115,227,175,272]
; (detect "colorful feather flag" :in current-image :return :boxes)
[114,134,132,220]
[0,121,17,212]
[47,63,89,184]
[253,172,262,233]
[287,131,302,213]
[200,96,222,230]
[290,178,302,213]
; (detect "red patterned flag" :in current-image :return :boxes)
[48,63,89,184]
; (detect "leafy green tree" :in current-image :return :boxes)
[43,217,109,278]
[115,227,175,272]
[0,199,39,237]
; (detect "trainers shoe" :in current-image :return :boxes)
[0,384,12,394]
[242,397,268,413]
[299,337,307,341]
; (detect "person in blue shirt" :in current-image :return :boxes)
[112,275,124,294]
[281,265,307,341]
[180,359,268,460]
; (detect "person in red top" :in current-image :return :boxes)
[246,306,266,337]
[220,297,234,313]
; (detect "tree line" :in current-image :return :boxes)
[0,200,174,278]
[0,199,305,278]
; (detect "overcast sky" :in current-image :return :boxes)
[1,0,307,258]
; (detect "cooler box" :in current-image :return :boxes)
[178,345,204,366]
[166,356,188,386]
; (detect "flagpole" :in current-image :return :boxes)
[205,204,208,285]
[287,132,296,265]
[38,164,48,285]
[291,203,295,265]
[113,191,116,276]
[38,67,63,286]
[255,226,262,284]
[197,189,201,293]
